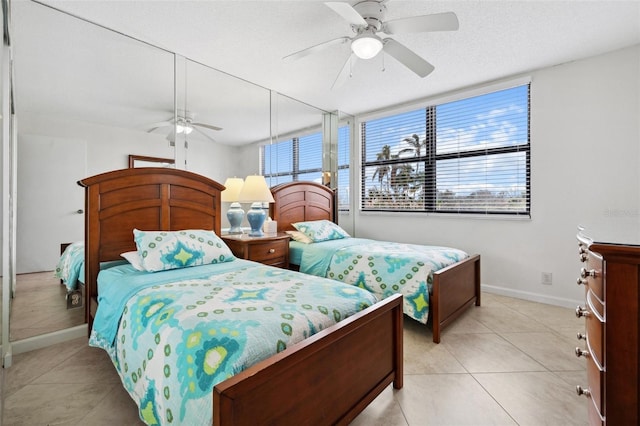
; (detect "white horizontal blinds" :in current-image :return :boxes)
[361,108,427,211]
[263,138,294,186]
[360,83,530,215]
[297,131,323,182]
[262,131,323,186]
[337,125,350,210]
[434,84,530,214]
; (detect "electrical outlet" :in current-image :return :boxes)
[541,272,553,285]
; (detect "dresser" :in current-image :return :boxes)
[575,230,639,426]
[222,232,290,269]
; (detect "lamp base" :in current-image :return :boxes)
[227,202,244,234]
[246,202,266,237]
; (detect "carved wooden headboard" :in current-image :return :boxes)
[269,181,337,232]
[77,167,224,329]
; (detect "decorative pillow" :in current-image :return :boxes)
[120,251,145,271]
[133,229,235,272]
[285,230,314,244]
[292,220,350,243]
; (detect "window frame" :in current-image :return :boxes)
[359,80,531,217]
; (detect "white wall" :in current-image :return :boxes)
[353,45,640,308]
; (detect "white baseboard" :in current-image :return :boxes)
[481,284,582,309]
[9,325,87,357]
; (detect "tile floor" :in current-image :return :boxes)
[2,292,588,425]
[10,272,84,341]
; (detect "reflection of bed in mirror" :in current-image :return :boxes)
[78,167,403,425]
[270,181,481,344]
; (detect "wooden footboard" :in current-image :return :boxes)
[214,293,403,426]
[431,254,481,343]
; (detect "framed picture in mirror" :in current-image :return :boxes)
[128,155,175,168]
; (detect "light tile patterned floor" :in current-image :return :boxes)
[2,292,588,425]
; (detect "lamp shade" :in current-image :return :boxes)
[221,177,244,202]
[237,175,275,203]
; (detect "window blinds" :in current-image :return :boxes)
[361,84,530,215]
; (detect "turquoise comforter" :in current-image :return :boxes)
[54,241,85,291]
[89,259,377,426]
[298,238,468,324]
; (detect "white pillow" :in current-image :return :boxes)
[120,251,145,271]
[285,230,314,244]
[133,229,235,272]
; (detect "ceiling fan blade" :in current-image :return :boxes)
[192,122,223,131]
[325,2,367,26]
[192,125,218,143]
[383,12,459,34]
[331,54,356,90]
[284,36,350,61]
[383,38,434,78]
[147,120,173,133]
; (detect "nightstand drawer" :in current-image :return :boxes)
[248,240,288,263]
[221,232,290,269]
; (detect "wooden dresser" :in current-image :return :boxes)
[575,230,639,425]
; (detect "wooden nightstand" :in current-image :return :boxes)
[222,232,290,269]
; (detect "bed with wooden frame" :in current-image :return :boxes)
[270,180,481,344]
[78,168,403,426]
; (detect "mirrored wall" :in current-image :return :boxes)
[6,0,330,344]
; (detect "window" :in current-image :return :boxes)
[361,84,530,215]
[262,125,352,211]
[337,125,350,210]
[262,132,322,186]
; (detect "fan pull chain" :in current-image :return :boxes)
[381,53,386,73]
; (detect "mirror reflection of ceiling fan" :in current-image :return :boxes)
[283,1,459,87]
[147,111,223,143]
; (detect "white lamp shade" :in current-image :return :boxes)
[237,175,275,203]
[221,177,244,202]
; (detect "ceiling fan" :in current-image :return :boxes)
[147,111,223,142]
[283,1,459,87]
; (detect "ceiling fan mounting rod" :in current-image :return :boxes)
[353,0,386,31]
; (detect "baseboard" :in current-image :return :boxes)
[481,284,582,309]
[9,325,86,356]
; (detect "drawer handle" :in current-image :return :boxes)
[579,253,588,262]
[575,306,590,318]
[576,277,587,286]
[575,347,590,358]
[576,385,591,397]
[580,267,597,279]
[268,248,275,254]
[577,332,586,341]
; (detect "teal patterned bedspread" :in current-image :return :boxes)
[298,238,468,324]
[54,241,85,291]
[89,259,377,426]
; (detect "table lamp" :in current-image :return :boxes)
[221,177,245,234]
[237,175,275,237]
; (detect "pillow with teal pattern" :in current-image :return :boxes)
[133,229,235,272]
[292,220,350,243]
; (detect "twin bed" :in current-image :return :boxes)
[270,181,481,344]
[78,168,403,426]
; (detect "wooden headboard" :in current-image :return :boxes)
[77,167,225,329]
[269,181,337,232]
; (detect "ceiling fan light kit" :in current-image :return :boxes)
[284,1,459,84]
[351,30,383,59]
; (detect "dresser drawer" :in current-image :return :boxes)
[588,396,605,426]
[586,290,604,366]
[586,355,605,418]
[247,239,288,263]
[581,251,604,302]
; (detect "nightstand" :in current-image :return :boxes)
[222,232,290,269]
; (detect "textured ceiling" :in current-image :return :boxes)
[12,0,640,145]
